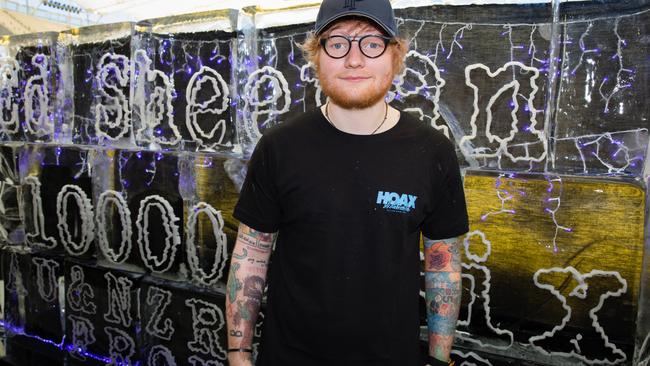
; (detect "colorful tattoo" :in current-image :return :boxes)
[243,275,265,299]
[425,240,461,272]
[227,262,242,304]
[233,248,248,260]
[423,236,462,361]
[237,227,274,252]
[235,300,251,323]
[429,333,454,360]
[226,224,276,351]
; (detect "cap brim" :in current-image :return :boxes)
[315,11,396,37]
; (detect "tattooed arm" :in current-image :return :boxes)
[226,223,277,366]
[424,236,462,364]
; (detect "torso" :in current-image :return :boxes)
[256,109,456,365]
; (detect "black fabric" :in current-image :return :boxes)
[428,356,451,366]
[315,0,397,36]
[234,109,469,366]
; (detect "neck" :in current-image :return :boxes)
[323,100,396,135]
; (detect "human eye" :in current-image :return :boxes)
[328,38,348,50]
[362,37,385,50]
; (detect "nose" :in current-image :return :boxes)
[344,41,364,68]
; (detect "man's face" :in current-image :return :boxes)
[317,19,395,110]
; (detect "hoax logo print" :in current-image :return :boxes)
[376,191,417,213]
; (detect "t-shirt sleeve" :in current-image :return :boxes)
[421,142,469,239]
[233,136,281,233]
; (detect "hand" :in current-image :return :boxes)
[228,351,254,366]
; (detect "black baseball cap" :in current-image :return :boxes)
[314,0,397,37]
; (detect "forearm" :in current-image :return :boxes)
[226,223,276,351]
[424,236,462,362]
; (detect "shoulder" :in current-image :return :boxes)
[262,109,322,142]
[397,110,455,153]
[250,109,323,159]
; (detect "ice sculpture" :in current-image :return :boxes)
[0,1,646,365]
[19,145,93,257]
[0,32,62,142]
[236,5,320,156]
[391,49,448,137]
[457,171,644,364]
[552,10,649,176]
[132,10,239,153]
[138,276,264,366]
[0,145,21,245]
[59,22,135,147]
[390,3,648,364]
[64,261,142,365]
[92,149,184,277]
[393,4,554,172]
[180,153,239,287]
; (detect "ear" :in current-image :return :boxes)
[390,39,409,76]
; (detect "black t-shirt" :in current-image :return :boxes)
[234,109,469,366]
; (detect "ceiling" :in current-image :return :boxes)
[76,0,319,24]
[0,0,594,35]
[36,0,583,25]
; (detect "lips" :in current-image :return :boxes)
[340,76,370,82]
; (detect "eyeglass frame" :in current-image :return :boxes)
[319,34,394,59]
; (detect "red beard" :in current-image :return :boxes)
[318,70,393,109]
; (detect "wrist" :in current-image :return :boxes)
[428,355,454,366]
[228,349,253,362]
[228,347,253,353]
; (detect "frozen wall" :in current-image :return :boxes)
[0,1,648,365]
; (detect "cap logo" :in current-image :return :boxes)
[344,0,363,10]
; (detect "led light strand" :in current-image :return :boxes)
[543,175,572,253]
[599,18,634,114]
[432,23,448,65]
[570,22,599,76]
[527,25,548,68]
[551,129,643,174]
[480,174,518,221]
[447,24,471,60]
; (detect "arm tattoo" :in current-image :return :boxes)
[226,224,276,348]
[237,226,274,252]
[424,236,462,362]
[227,262,243,304]
[232,248,248,260]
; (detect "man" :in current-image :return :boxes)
[226,0,469,365]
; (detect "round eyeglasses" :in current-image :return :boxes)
[320,35,393,59]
